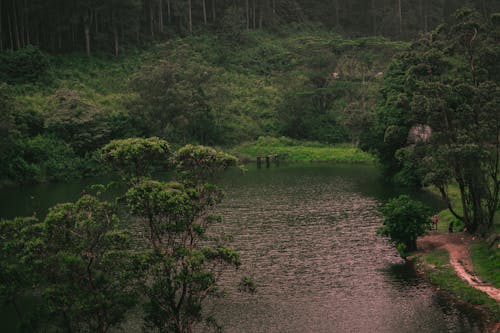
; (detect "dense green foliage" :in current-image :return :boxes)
[0,45,49,84]
[0,30,401,186]
[174,144,238,184]
[378,195,432,257]
[0,141,241,332]
[0,216,40,330]
[0,196,138,333]
[129,55,217,144]
[115,142,240,333]
[0,83,87,185]
[41,195,139,332]
[373,9,500,234]
[100,137,171,179]
[231,136,375,163]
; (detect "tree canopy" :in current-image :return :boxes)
[0,139,241,332]
[374,9,500,234]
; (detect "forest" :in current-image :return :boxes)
[1,1,500,332]
[1,0,499,55]
[1,0,500,230]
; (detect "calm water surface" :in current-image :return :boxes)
[0,163,485,332]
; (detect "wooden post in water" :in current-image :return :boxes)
[257,156,262,168]
[266,156,271,168]
[274,154,280,167]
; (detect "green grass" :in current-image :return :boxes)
[470,240,500,288]
[427,184,500,291]
[230,136,376,163]
[493,210,500,234]
[427,185,465,232]
[417,249,500,322]
[427,184,500,233]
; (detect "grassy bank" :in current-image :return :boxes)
[426,185,464,232]
[470,241,500,288]
[428,184,500,233]
[427,184,499,277]
[416,250,500,324]
[230,137,376,163]
[421,184,500,326]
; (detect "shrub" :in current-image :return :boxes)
[45,89,111,154]
[378,195,432,258]
[0,45,49,84]
[22,135,82,181]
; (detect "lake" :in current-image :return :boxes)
[0,163,485,332]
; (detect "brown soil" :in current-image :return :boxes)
[417,232,500,303]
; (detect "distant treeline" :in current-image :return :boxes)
[1,0,499,55]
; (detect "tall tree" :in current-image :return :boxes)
[397,0,403,35]
[188,0,192,32]
[376,9,500,234]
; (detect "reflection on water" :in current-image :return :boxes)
[0,163,485,332]
[207,163,483,333]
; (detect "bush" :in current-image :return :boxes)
[378,195,432,258]
[45,89,111,154]
[22,135,83,182]
[0,45,49,84]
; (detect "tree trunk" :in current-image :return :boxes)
[71,25,75,50]
[121,17,125,42]
[397,0,402,35]
[212,0,216,21]
[13,4,20,49]
[253,0,256,29]
[24,0,29,45]
[371,0,376,34]
[114,26,119,56]
[334,0,340,27]
[202,0,207,24]
[424,0,428,32]
[136,22,140,42]
[159,0,164,32]
[167,0,171,24]
[19,0,25,47]
[418,0,423,31]
[0,0,3,52]
[84,24,90,56]
[246,0,250,29]
[7,14,12,50]
[150,1,154,36]
[188,0,192,33]
[272,0,276,24]
[259,0,263,28]
[458,182,472,230]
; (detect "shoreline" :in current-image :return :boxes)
[413,231,500,332]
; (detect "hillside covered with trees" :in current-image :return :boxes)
[0,1,498,189]
[0,29,407,185]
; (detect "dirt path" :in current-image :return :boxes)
[417,232,500,303]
